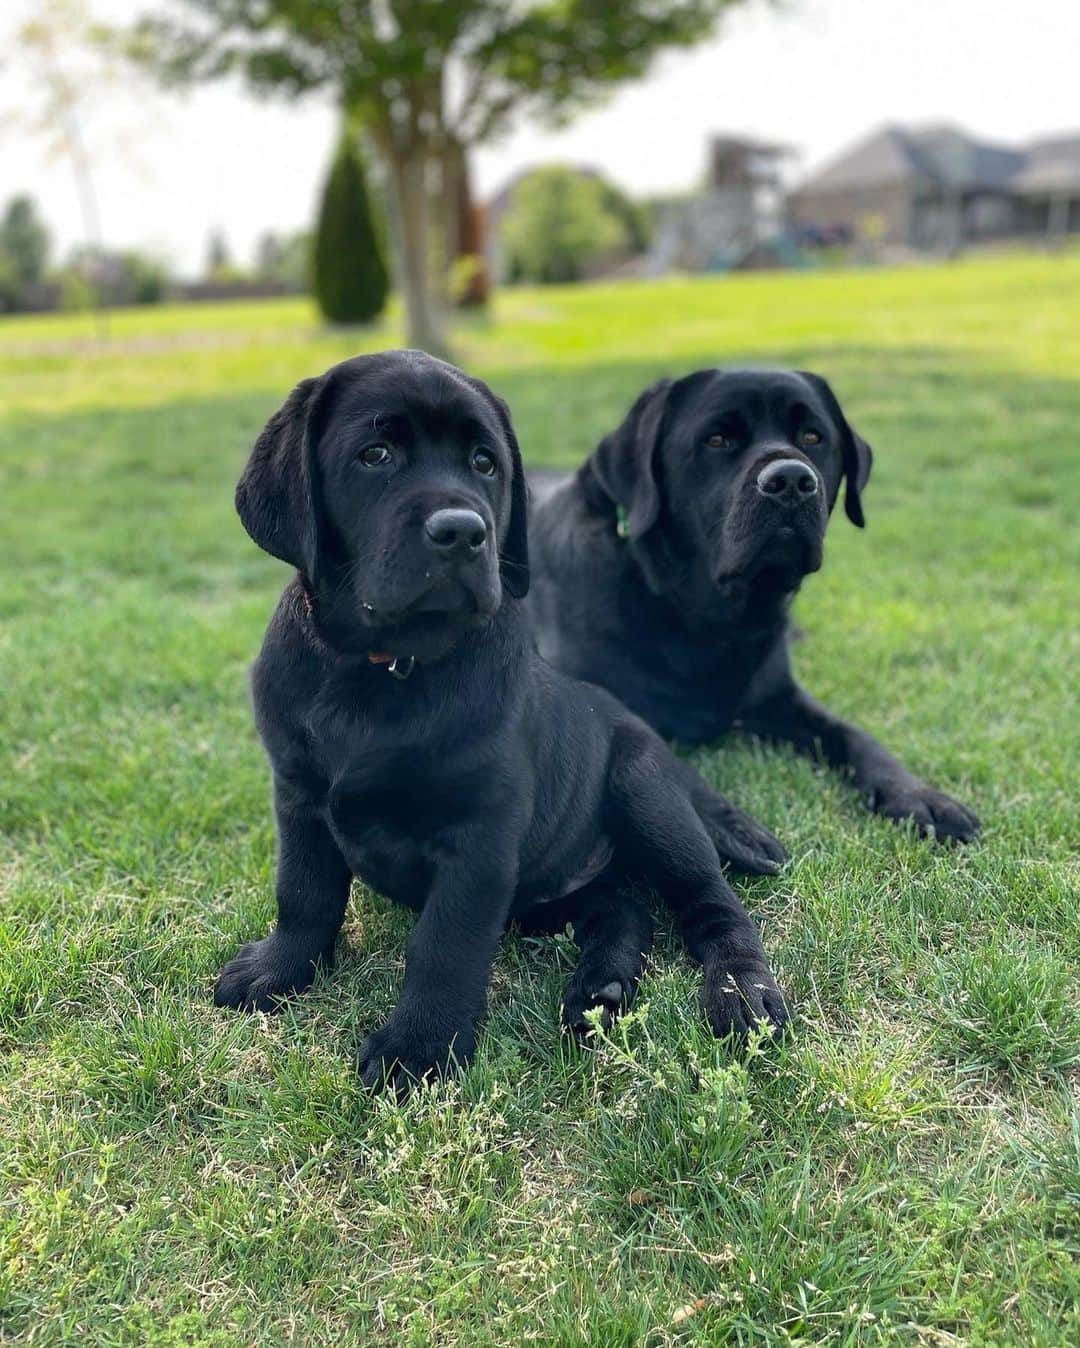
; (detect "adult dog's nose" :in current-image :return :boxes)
[423,508,487,554]
[756,458,819,502]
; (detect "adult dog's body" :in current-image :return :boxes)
[529,369,979,842]
[218,351,788,1092]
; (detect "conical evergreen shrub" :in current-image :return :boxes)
[312,136,389,325]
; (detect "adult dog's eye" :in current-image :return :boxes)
[706,433,730,450]
[471,448,497,477]
[799,429,823,448]
[359,444,392,467]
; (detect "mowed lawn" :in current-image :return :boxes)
[1,254,1077,1346]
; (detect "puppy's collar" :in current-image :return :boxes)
[614,503,631,540]
[368,651,416,680]
[297,584,417,680]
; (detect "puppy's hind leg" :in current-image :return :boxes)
[520,880,653,1035]
[608,728,790,1042]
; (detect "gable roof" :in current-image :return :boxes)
[797,126,923,192]
[797,123,1026,196]
[1013,134,1080,194]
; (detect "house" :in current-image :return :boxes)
[649,136,792,272]
[1011,134,1080,237]
[788,124,1080,251]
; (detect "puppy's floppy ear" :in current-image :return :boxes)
[798,371,873,528]
[490,394,530,598]
[461,373,529,598]
[235,375,329,582]
[588,378,673,537]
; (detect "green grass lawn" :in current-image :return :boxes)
[1,254,1077,1346]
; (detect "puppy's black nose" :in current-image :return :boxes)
[756,459,819,501]
[424,508,487,554]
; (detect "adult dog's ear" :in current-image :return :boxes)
[588,378,673,537]
[235,375,329,583]
[799,371,873,528]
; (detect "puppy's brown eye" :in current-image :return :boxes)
[800,429,823,448]
[359,444,391,467]
[471,448,497,477]
[706,433,730,450]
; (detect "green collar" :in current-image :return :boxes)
[615,503,631,540]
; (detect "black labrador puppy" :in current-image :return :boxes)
[528,369,979,842]
[217,351,789,1092]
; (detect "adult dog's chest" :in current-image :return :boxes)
[610,622,781,743]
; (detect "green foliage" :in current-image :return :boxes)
[56,266,97,312]
[255,230,311,292]
[502,167,626,283]
[312,136,389,326]
[598,179,652,253]
[124,251,170,304]
[204,227,232,279]
[1,252,1078,1343]
[123,2,738,137]
[0,249,21,312]
[64,246,171,307]
[0,194,50,286]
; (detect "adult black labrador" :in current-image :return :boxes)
[528,369,979,842]
[217,351,789,1093]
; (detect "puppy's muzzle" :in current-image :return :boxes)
[423,508,487,556]
[756,458,819,504]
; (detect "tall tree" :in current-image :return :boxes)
[121,1,744,356]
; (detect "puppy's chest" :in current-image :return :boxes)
[311,719,481,910]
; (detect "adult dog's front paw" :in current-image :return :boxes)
[701,959,790,1041]
[871,781,980,843]
[213,934,325,1011]
[698,798,788,875]
[358,1014,477,1095]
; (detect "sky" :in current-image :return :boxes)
[2,0,1079,277]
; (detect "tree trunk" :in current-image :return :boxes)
[383,141,450,359]
[444,136,489,309]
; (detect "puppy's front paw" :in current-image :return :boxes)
[701,960,790,1041]
[561,965,636,1036]
[213,934,324,1012]
[871,781,980,843]
[358,1014,476,1095]
[699,799,788,875]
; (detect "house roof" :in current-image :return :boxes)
[795,126,919,192]
[795,123,1027,196]
[907,125,1025,191]
[1012,134,1080,195]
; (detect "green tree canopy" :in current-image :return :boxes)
[122,1,747,353]
[501,168,628,284]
